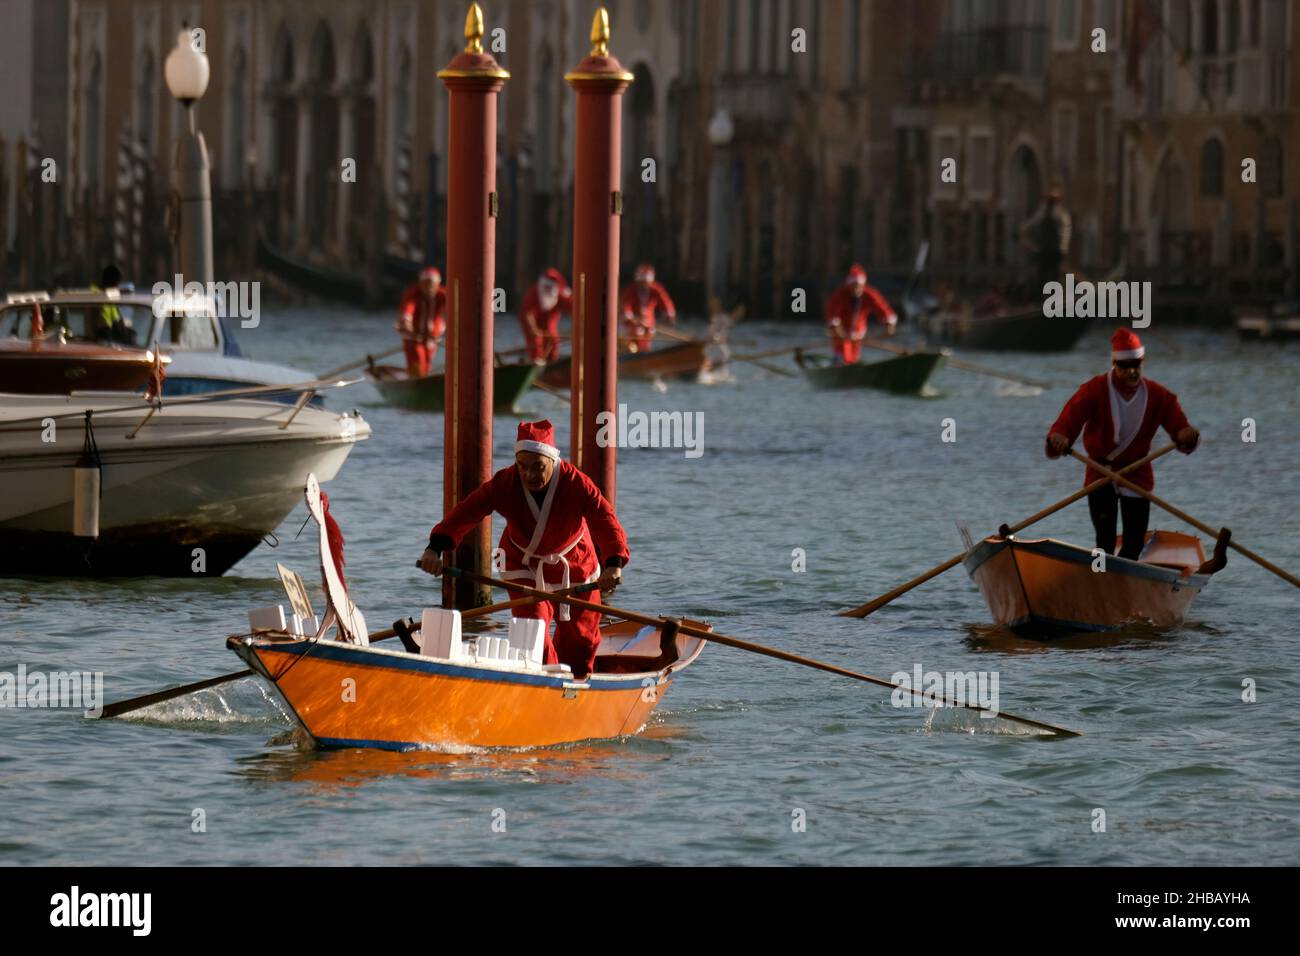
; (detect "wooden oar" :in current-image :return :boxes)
[97,585,595,719]
[446,568,1082,737]
[860,337,1052,389]
[318,345,404,381]
[838,443,1179,618]
[529,377,571,402]
[1069,448,1300,589]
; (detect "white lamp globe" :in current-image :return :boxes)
[707,109,734,147]
[164,28,210,103]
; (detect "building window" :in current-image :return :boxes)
[1053,103,1078,181]
[1098,106,1116,183]
[1200,138,1224,195]
[1261,136,1283,196]
[1203,0,1220,54]
[968,129,994,199]
[1095,0,1117,39]
[1054,0,1080,49]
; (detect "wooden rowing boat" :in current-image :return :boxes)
[794,348,945,395]
[227,474,707,751]
[229,619,707,750]
[538,340,709,389]
[963,530,1224,638]
[921,306,1090,352]
[365,360,542,413]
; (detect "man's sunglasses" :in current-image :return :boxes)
[1114,359,1143,370]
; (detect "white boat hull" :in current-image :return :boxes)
[0,394,370,576]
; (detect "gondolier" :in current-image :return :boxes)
[396,267,447,377]
[824,264,897,365]
[520,268,571,364]
[1046,328,1200,560]
[417,420,629,679]
[619,263,676,353]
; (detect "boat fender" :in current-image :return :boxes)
[72,411,102,538]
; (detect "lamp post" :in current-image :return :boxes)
[164,27,213,287]
[706,108,733,307]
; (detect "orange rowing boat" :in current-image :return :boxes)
[227,475,707,751]
[963,529,1228,638]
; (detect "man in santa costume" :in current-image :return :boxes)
[396,267,447,377]
[619,263,676,353]
[416,420,628,679]
[519,268,572,364]
[824,264,897,364]
[1046,328,1200,560]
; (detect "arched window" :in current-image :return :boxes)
[1200,138,1224,196]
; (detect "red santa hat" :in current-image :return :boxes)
[634,263,655,282]
[1111,328,1145,361]
[515,419,560,460]
[541,267,566,286]
[847,264,868,285]
[420,266,442,283]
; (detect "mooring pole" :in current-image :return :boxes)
[566,7,633,504]
[437,3,509,609]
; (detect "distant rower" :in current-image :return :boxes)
[1046,328,1200,560]
[417,420,629,679]
[619,263,676,353]
[396,267,447,377]
[824,264,897,364]
[520,268,572,364]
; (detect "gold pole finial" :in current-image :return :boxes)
[590,7,611,57]
[465,3,485,54]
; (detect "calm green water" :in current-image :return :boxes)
[2,306,1297,865]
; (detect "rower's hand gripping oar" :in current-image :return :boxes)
[839,443,1180,618]
[96,583,598,720]
[442,567,1082,738]
[1068,448,1298,589]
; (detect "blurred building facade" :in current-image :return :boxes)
[0,0,1295,318]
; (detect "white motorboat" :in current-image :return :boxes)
[0,388,371,577]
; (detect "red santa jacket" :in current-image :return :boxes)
[521,280,572,332]
[429,460,629,607]
[1048,372,1192,491]
[619,282,676,329]
[398,284,447,340]
[824,284,896,338]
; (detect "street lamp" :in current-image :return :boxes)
[706,108,733,307]
[164,27,213,287]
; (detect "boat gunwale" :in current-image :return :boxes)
[236,630,703,691]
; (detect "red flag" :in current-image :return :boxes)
[1127,0,1162,93]
[319,491,348,592]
